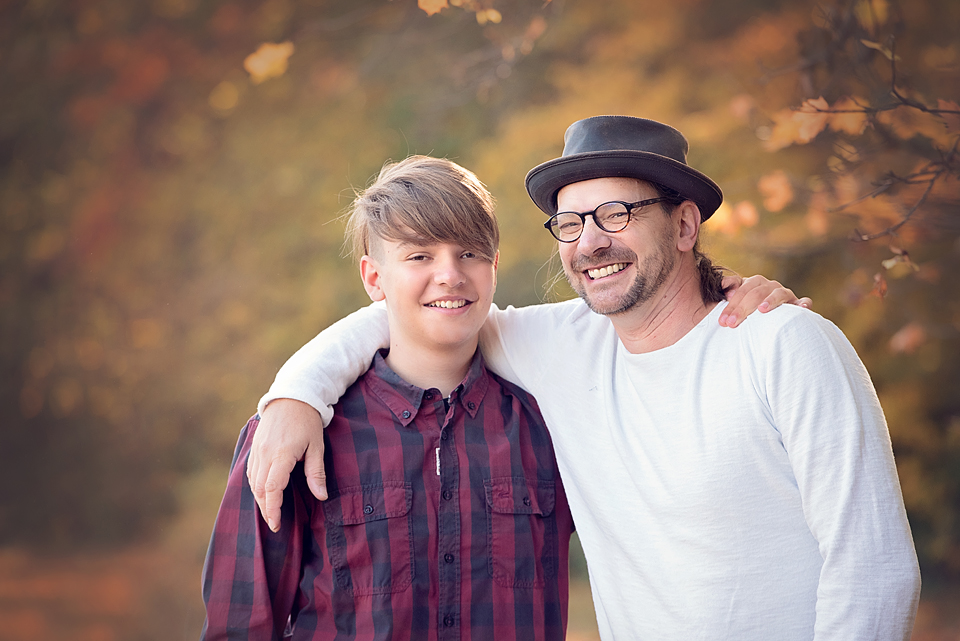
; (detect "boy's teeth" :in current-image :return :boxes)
[428,300,466,309]
[587,263,627,280]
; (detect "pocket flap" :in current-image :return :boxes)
[484,477,555,517]
[324,481,412,526]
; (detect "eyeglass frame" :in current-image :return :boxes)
[542,197,670,243]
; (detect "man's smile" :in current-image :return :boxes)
[586,262,629,281]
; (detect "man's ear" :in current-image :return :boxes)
[676,201,702,252]
[359,255,386,302]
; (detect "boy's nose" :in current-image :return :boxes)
[434,258,466,286]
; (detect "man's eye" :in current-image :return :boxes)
[558,221,580,232]
[604,211,629,221]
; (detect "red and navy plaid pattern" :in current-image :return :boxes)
[201,351,574,641]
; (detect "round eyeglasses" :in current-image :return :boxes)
[543,198,669,243]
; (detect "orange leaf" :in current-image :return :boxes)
[244,42,294,85]
[764,109,804,151]
[828,97,869,136]
[418,0,448,16]
[757,170,794,211]
[889,322,926,354]
[870,272,888,298]
[795,97,830,142]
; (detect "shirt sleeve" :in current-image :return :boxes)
[759,312,921,641]
[200,417,307,640]
[258,303,390,425]
[258,299,585,426]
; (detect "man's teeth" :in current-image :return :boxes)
[587,263,627,280]
[428,300,467,309]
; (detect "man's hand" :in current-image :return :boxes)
[719,274,812,328]
[247,398,327,532]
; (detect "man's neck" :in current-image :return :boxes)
[383,337,476,398]
[608,260,717,354]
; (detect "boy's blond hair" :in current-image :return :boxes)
[345,156,499,262]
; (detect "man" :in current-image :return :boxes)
[201,156,574,640]
[248,116,920,639]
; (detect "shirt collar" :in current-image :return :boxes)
[365,349,489,426]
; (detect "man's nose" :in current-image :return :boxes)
[576,215,612,254]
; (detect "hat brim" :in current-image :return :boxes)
[525,150,723,221]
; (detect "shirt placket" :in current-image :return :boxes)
[435,386,462,641]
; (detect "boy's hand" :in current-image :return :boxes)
[719,275,812,328]
[247,398,328,532]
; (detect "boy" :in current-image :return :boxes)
[200,156,574,640]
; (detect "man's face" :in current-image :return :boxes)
[361,236,498,354]
[556,177,677,316]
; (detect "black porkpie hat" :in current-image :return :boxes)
[524,115,723,221]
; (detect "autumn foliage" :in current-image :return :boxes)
[1,0,959,636]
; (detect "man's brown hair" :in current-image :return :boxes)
[345,155,499,262]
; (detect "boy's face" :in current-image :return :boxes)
[360,236,498,355]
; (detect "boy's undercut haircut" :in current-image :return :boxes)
[345,155,499,262]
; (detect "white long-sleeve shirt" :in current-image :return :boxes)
[260,299,921,640]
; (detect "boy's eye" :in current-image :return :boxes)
[461,251,476,259]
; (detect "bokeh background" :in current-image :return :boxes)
[2,0,959,638]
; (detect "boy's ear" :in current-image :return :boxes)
[359,255,386,302]
[492,250,499,289]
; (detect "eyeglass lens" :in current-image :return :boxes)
[550,202,631,241]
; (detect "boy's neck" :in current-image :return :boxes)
[383,338,478,398]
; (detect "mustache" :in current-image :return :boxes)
[568,248,637,273]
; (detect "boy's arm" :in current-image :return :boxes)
[201,417,305,639]
[766,314,920,640]
[250,276,807,531]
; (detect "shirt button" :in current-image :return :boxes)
[401,410,411,419]
[442,490,453,500]
[467,401,476,410]
[444,616,455,627]
[444,553,454,563]
[363,504,374,515]
[440,431,449,440]
[425,391,434,399]
[523,497,531,506]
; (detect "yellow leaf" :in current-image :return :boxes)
[418,0,448,16]
[828,96,869,136]
[757,170,794,212]
[860,39,900,61]
[243,41,295,85]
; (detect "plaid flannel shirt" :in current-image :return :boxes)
[201,351,574,641]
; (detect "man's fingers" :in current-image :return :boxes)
[797,296,813,309]
[304,441,328,502]
[262,457,296,532]
[720,276,777,327]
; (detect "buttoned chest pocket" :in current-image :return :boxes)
[322,481,414,596]
[484,477,558,589]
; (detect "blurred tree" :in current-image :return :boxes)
[2,0,957,586]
